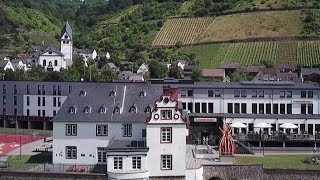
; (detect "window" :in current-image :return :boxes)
[26,96,30,106]
[258,91,264,98]
[109,90,116,97]
[241,90,247,97]
[54,60,58,66]
[187,90,193,97]
[42,110,45,117]
[195,103,200,113]
[14,96,17,106]
[161,155,172,170]
[208,103,214,113]
[97,147,107,163]
[79,90,86,97]
[142,129,146,138]
[201,103,207,113]
[241,103,247,114]
[161,127,172,143]
[227,103,233,113]
[301,91,306,98]
[266,104,271,114]
[308,91,313,98]
[273,104,278,114]
[53,110,56,116]
[215,90,221,97]
[308,104,313,114]
[26,85,29,94]
[66,146,77,159]
[280,91,285,98]
[2,95,6,105]
[139,90,146,97]
[53,97,56,107]
[66,124,77,136]
[234,103,240,114]
[122,124,132,137]
[287,104,292,114]
[53,85,57,95]
[96,125,108,136]
[129,105,137,113]
[180,90,187,97]
[83,106,91,113]
[188,103,193,113]
[58,97,61,107]
[69,107,76,113]
[287,91,292,98]
[252,90,257,98]
[42,97,45,106]
[42,85,45,95]
[38,110,41,116]
[2,108,5,114]
[99,107,106,114]
[280,104,285,114]
[27,109,29,116]
[2,84,6,94]
[132,157,141,169]
[38,97,41,106]
[69,86,72,94]
[208,90,214,97]
[14,109,17,115]
[114,106,120,114]
[37,85,41,95]
[114,157,123,170]
[161,110,172,120]
[301,104,306,114]
[234,90,240,98]
[43,60,46,66]
[58,86,61,95]
[145,106,151,113]
[252,103,257,114]
[14,85,17,94]
[259,104,264,114]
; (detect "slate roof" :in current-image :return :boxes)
[0,60,9,68]
[52,83,163,122]
[41,45,64,57]
[220,61,241,69]
[179,81,320,90]
[277,63,296,70]
[243,65,266,73]
[61,22,73,40]
[301,68,320,76]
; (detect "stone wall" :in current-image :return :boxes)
[203,164,264,180]
[264,169,320,180]
[0,171,106,180]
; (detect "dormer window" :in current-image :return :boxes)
[84,106,91,113]
[145,106,151,113]
[99,106,106,114]
[69,106,76,113]
[49,51,52,55]
[109,90,116,97]
[139,90,146,97]
[64,35,68,39]
[80,90,86,97]
[129,105,137,113]
[114,106,120,114]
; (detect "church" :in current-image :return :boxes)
[27,22,73,71]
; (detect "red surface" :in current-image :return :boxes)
[0,134,46,155]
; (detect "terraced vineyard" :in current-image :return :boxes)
[224,42,277,66]
[180,41,320,68]
[297,41,320,66]
[152,17,215,46]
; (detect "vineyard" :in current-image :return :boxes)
[180,41,320,68]
[152,17,215,46]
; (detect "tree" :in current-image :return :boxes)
[230,70,249,82]
[191,67,202,81]
[149,60,167,78]
[168,66,181,79]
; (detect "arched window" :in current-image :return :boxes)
[139,90,146,97]
[49,62,52,66]
[79,90,86,97]
[109,90,116,97]
[99,106,106,114]
[54,60,58,66]
[69,106,76,113]
[145,106,151,113]
[114,106,120,114]
[84,106,91,113]
[64,35,68,39]
[129,105,137,113]
[43,60,46,66]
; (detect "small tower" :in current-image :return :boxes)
[60,22,73,67]
[146,85,189,177]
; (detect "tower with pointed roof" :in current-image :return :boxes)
[60,22,73,67]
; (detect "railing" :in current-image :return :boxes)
[234,140,255,154]
[0,127,52,137]
[234,133,320,142]
[0,115,52,122]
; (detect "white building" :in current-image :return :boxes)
[137,63,149,75]
[11,59,27,71]
[38,45,66,71]
[79,49,97,62]
[52,84,189,179]
[60,22,73,67]
[0,60,14,71]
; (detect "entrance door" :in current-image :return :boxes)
[97,147,107,164]
[201,131,209,145]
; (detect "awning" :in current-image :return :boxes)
[230,122,247,128]
[254,122,272,128]
[280,123,298,129]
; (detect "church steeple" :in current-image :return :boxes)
[60,22,73,67]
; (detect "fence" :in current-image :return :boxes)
[0,127,52,137]
[0,163,107,174]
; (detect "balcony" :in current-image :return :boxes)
[234,132,320,142]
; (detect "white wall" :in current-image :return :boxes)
[38,53,66,71]
[107,155,147,171]
[61,32,73,67]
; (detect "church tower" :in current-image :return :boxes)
[60,22,73,67]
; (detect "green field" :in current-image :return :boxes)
[236,155,320,170]
[180,41,320,68]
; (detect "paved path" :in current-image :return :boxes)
[7,139,51,156]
